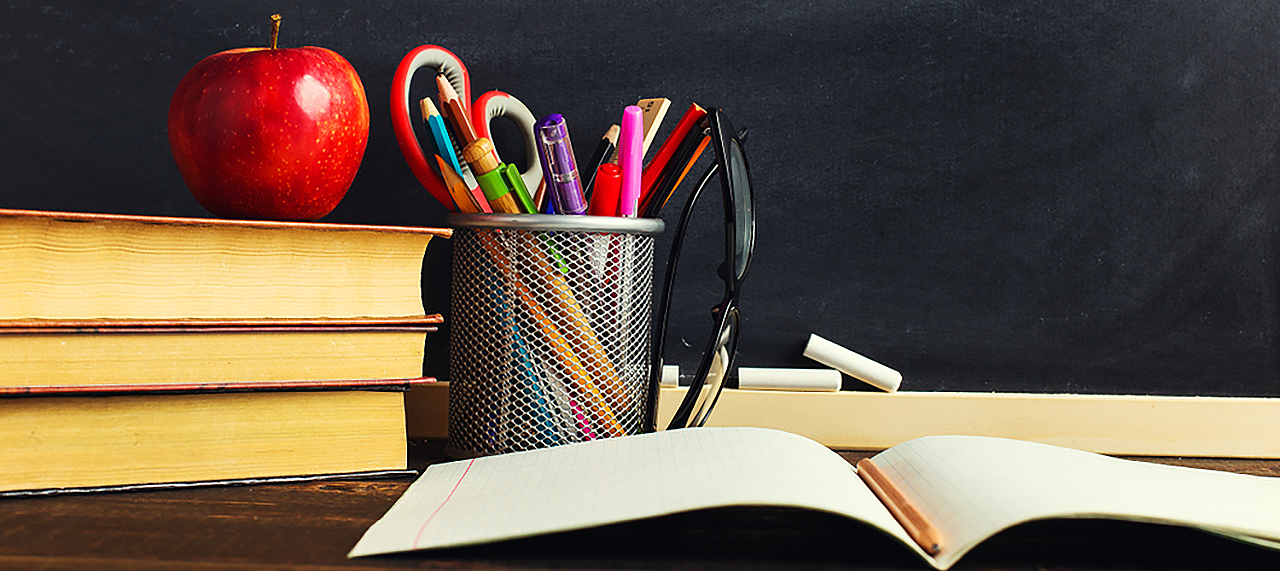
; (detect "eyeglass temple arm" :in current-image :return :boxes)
[643,161,722,432]
[663,123,751,429]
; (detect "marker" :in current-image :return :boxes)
[589,163,621,217]
[463,138,521,214]
[500,163,537,214]
[617,105,644,217]
[803,333,902,392]
[435,155,489,213]
[581,124,619,200]
[536,114,588,215]
[534,116,557,213]
[608,98,667,163]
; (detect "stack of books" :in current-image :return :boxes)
[0,209,450,494]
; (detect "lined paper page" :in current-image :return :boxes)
[350,427,916,558]
[870,435,1280,569]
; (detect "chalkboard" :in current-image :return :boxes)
[3,1,1278,396]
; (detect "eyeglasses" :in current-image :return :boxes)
[645,108,755,431]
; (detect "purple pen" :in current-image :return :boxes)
[536,114,588,215]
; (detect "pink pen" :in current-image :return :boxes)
[617,105,644,217]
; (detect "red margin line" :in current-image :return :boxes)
[412,458,476,548]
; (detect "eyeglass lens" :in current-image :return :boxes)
[727,137,754,282]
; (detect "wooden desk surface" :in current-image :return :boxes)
[2,441,1280,570]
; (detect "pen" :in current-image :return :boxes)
[463,138,521,214]
[617,105,643,217]
[581,124,618,200]
[589,163,621,216]
[537,114,588,215]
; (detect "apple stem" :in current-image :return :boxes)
[269,14,281,50]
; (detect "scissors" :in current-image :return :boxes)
[391,45,543,211]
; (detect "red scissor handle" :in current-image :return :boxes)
[390,45,471,211]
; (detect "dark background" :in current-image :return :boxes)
[4,1,1278,396]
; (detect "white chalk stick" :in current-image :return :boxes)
[803,333,902,392]
[737,367,842,392]
[660,364,680,388]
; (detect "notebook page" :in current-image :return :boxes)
[870,435,1280,569]
[350,427,916,558]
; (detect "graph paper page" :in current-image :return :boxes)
[349,427,917,558]
[870,435,1280,569]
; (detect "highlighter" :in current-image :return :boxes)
[617,105,644,217]
[536,114,588,215]
[463,138,521,214]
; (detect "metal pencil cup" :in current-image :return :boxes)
[446,214,665,457]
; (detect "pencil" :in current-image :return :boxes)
[581,125,619,201]
[640,124,710,217]
[640,103,706,202]
[856,458,944,556]
[435,155,487,214]
[437,74,482,151]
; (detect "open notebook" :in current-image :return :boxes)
[349,427,1280,569]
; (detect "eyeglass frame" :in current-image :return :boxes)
[644,107,755,432]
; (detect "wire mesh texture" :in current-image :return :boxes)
[447,216,661,457]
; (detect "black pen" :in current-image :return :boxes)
[581,124,619,202]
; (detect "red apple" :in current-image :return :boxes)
[168,14,369,221]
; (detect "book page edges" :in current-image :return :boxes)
[0,211,441,319]
[0,329,427,385]
[0,390,407,492]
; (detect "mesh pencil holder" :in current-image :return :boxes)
[446,214,664,457]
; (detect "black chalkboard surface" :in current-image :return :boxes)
[3,1,1278,396]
